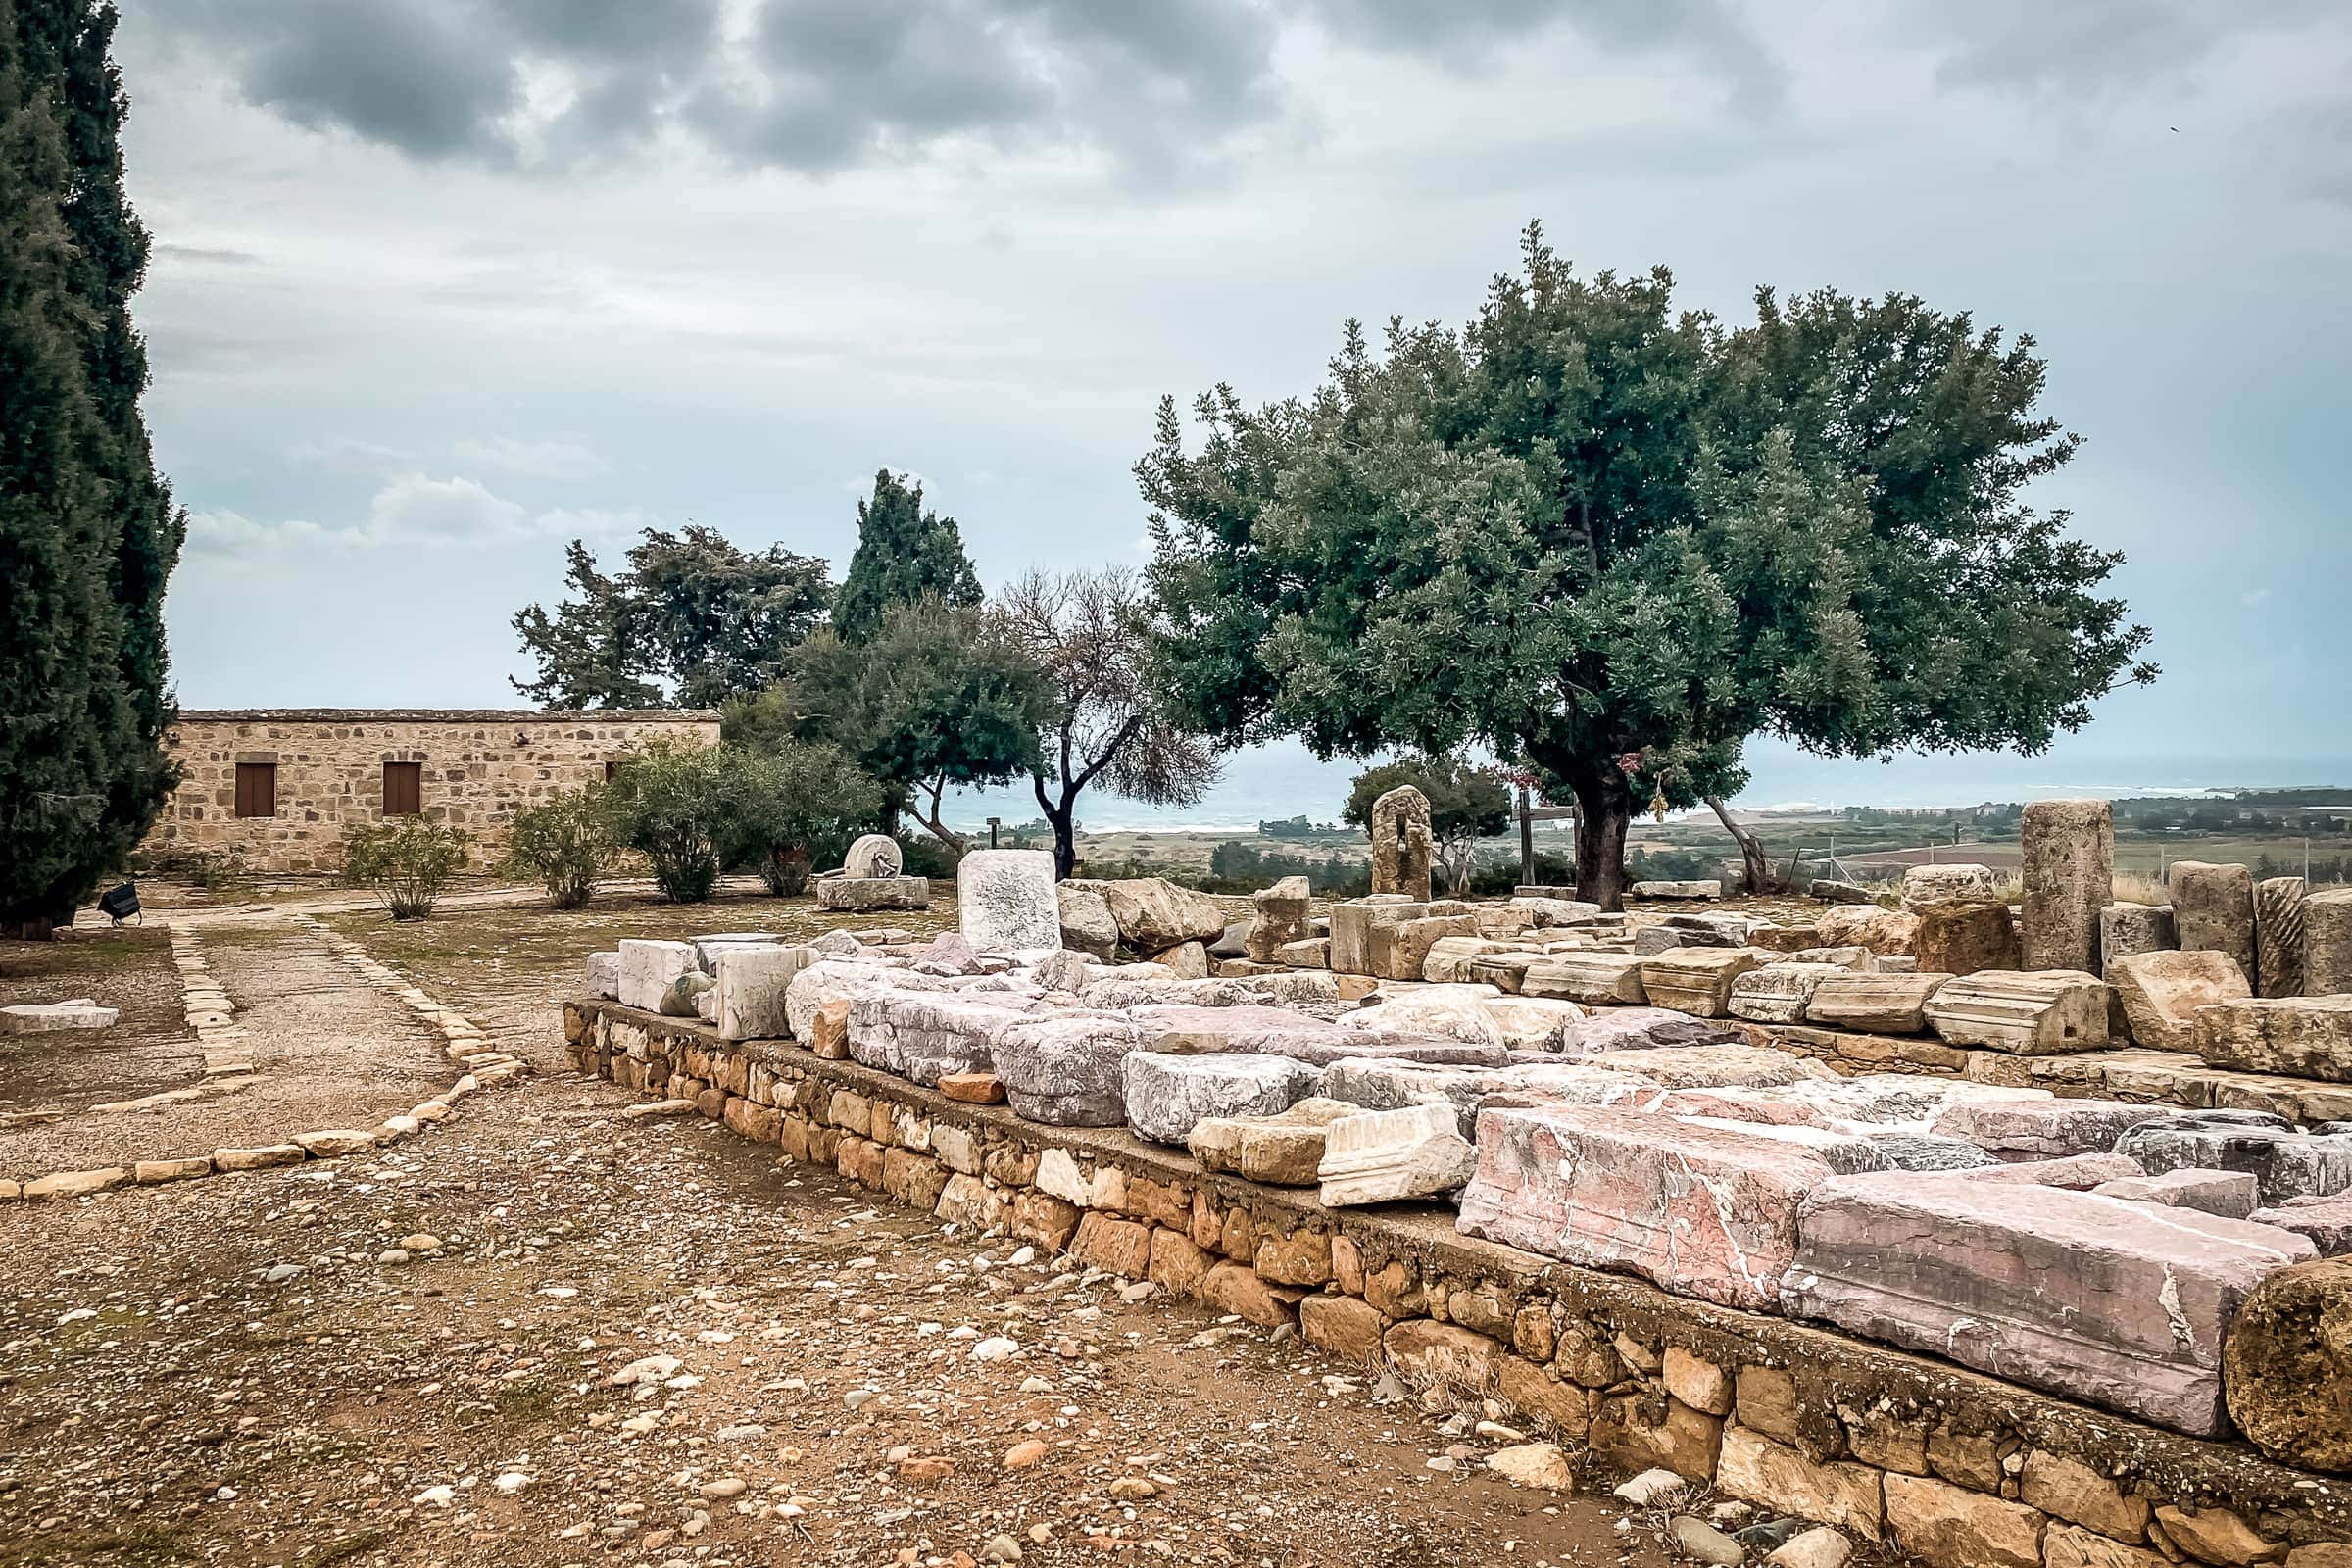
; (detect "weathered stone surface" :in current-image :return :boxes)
[1522,952,1649,1006]
[0,999,119,1033]
[1806,973,1951,1034]
[1902,862,2005,910]
[1327,897,1424,977]
[2312,888,2352,997]
[1299,1293,1385,1358]
[957,849,1061,952]
[1640,949,1758,1018]
[1782,1171,2315,1433]
[1815,905,1921,957]
[1481,996,1588,1053]
[1055,885,1118,959]
[2023,799,2114,973]
[2109,950,2252,1052]
[1278,936,1330,968]
[713,944,812,1041]
[1730,963,1850,1024]
[1460,1103,1836,1310]
[1632,879,1721,900]
[783,958,950,1042]
[2116,1115,2352,1206]
[1317,1102,1477,1205]
[1384,1318,1501,1388]
[1134,1002,1346,1056]
[843,833,903,879]
[1954,1152,2148,1189]
[24,1166,130,1198]
[618,939,698,1012]
[1150,940,1212,979]
[214,1145,308,1172]
[584,951,619,999]
[1931,1096,2169,1157]
[2101,903,2178,974]
[2171,861,2259,977]
[851,991,1033,1087]
[2197,996,2352,1084]
[2257,877,2307,999]
[1189,1097,1358,1185]
[1200,1261,1302,1327]
[1120,1051,1316,1145]
[2224,1256,2352,1472]
[2150,1506,2280,1568]
[1909,876,2023,978]
[1371,785,1435,900]
[1317,1055,1657,1138]
[1341,983,1504,1047]
[1248,875,1313,963]
[1074,876,1228,952]
[816,875,930,911]
[1572,1007,1740,1053]
[990,1012,1145,1126]
[659,968,715,1018]
[2093,1167,2259,1219]
[1884,1473,2044,1568]
[937,1070,1004,1104]
[1715,1426,1883,1542]
[2020,1447,2151,1544]
[1925,969,2111,1054]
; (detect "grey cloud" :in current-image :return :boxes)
[149,0,1785,179]
[1912,1,2342,96]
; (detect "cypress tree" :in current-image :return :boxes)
[832,469,983,642]
[0,0,180,936]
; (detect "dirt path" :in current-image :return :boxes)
[0,995,1681,1568]
[0,923,452,1180]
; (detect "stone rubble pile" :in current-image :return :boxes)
[575,836,2352,1450]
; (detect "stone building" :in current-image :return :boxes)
[141,708,720,874]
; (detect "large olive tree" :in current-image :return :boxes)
[1142,224,2154,908]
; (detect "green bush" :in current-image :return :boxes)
[504,786,619,908]
[605,742,743,904]
[343,818,470,919]
[730,741,881,896]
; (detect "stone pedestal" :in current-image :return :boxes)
[1371,786,1435,900]
[815,875,930,911]
[2021,800,2112,972]
[2169,861,2258,976]
[2255,877,2307,998]
[2308,888,2352,997]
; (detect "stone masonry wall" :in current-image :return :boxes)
[145,709,720,874]
[565,997,2352,1568]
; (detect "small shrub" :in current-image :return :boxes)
[730,742,883,896]
[344,818,470,919]
[503,786,619,909]
[605,742,744,905]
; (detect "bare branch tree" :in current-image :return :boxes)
[998,567,1221,877]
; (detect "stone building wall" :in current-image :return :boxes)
[143,709,721,874]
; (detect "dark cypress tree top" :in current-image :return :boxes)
[832,469,984,643]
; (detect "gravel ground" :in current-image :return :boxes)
[0,927,190,1115]
[0,925,452,1179]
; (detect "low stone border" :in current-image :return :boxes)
[0,921,528,1202]
[173,922,253,1079]
[566,997,2352,1568]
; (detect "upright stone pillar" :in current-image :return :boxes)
[2169,861,2258,980]
[2021,799,2112,973]
[1370,785,1435,901]
[1246,875,1312,963]
[2309,888,2352,997]
[2256,877,2308,999]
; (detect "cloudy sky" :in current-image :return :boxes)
[119,1,2352,819]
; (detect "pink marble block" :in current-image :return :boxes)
[1458,1103,1838,1311]
[1781,1173,2315,1436]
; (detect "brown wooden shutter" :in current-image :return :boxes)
[382,761,422,815]
[234,762,276,818]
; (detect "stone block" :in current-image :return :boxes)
[1188,1098,1358,1186]
[618,939,698,1012]
[1884,1473,2044,1568]
[1571,1006,1740,1052]
[2116,1115,2352,1206]
[2023,799,2113,973]
[849,991,1033,1086]
[1781,1171,2315,1434]
[816,875,930,911]
[1930,1096,2169,1158]
[1384,1319,1501,1389]
[1329,897,1425,975]
[1200,1261,1303,1327]
[1915,903,2024,978]
[2109,950,2251,1052]
[1316,1102,1477,1206]
[1806,973,1951,1034]
[713,944,813,1041]
[1248,875,1313,962]
[1277,937,1330,968]
[1817,905,1921,956]
[1055,884,1118,959]
[1924,969,2112,1054]
[2312,888,2352,997]
[1420,934,1500,983]
[1632,879,1720,899]
[1120,1051,1316,1145]
[0,1000,118,1033]
[1730,963,1848,1024]
[1481,996,1587,1052]
[991,1012,1145,1126]
[2257,877,2307,999]
[783,958,950,1041]
[2222,1255,2352,1472]
[2019,1448,2151,1542]
[1070,1211,1152,1276]
[2093,1168,2259,1219]
[2197,995,2352,1083]
[1340,983,1505,1046]
[2252,1197,2352,1256]
[1460,1103,1837,1310]
[957,849,1061,952]
[2101,903,2178,973]
[1715,1426,1884,1542]
[2171,861,2258,976]
[1149,939,1211,979]
[1521,952,1650,1005]
[585,951,619,1000]
[1639,948,1758,1017]
[938,1070,1004,1104]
